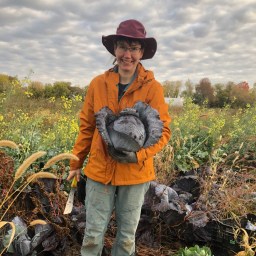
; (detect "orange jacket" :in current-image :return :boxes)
[70,63,171,185]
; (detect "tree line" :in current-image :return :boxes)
[0,74,86,99]
[163,78,256,108]
[1,74,255,108]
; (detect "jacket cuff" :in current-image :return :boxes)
[136,149,147,162]
[70,159,83,170]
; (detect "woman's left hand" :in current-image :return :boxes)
[108,147,137,163]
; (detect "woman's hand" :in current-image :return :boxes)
[108,147,137,163]
[67,169,82,182]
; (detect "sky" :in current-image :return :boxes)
[0,0,256,87]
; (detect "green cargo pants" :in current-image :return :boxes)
[81,178,150,256]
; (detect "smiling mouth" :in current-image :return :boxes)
[121,59,134,64]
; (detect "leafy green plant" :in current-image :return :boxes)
[168,98,256,173]
[176,245,213,256]
[169,98,218,171]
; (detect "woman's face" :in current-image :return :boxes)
[114,40,144,73]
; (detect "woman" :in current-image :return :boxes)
[67,19,171,256]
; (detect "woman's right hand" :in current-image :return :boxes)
[67,169,81,182]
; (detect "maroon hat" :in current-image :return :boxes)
[102,19,157,60]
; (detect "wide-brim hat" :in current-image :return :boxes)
[102,19,157,60]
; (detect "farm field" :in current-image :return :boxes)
[0,88,255,255]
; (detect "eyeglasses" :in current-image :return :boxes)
[117,45,141,54]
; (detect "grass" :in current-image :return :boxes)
[0,142,80,254]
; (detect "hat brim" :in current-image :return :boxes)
[102,34,157,60]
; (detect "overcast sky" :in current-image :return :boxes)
[0,0,255,87]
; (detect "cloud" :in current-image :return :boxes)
[0,0,255,87]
